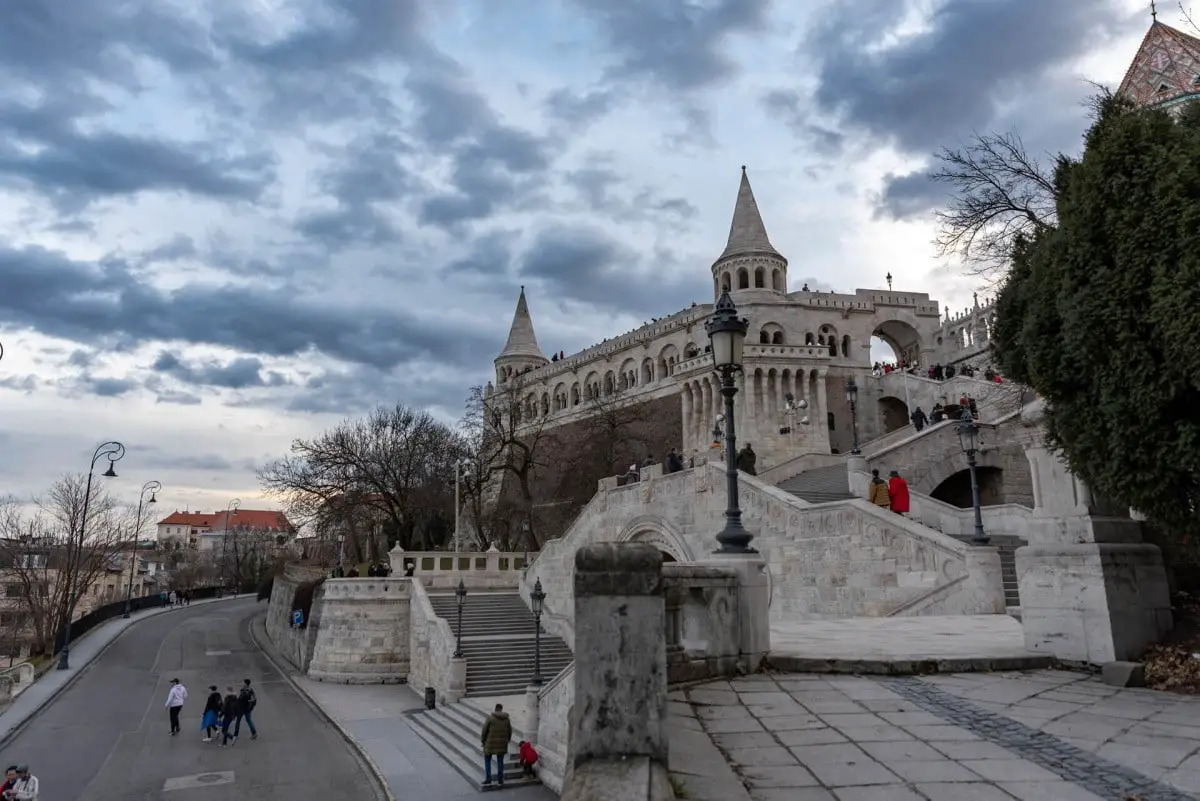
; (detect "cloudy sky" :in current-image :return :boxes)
[0,0,1156,516]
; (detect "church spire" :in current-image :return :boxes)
[496,285,547,363]
[717,165,783,262]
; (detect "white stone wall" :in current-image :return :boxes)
[536,664,575,794]
[265,566,325,671]
[406,577,459,700]
[307,578,412,684]
[664,564,741,682]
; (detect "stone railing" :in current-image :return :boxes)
[535,663,576,794]
[908,491,1032,540]
[756,450,845,485]
[663,563,741,683]
[406,577,464,701]
[307,578,411,684]
[390,545,528,590]
[860,416,955,458]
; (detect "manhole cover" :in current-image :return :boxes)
[196,774,225,784]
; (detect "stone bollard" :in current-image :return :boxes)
[561,542,675,801]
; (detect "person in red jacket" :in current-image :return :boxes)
[518,741,539,778]
[888,470,911,516]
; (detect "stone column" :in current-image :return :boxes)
[708,552,771,674]
[562,543,672,801]
[1015,400,1171,665]
[680,386,693,455]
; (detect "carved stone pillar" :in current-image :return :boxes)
[680,385,693,455]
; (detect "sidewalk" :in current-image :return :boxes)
[249,614,553,801]
[0,593,250,746]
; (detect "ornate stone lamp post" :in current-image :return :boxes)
[956,409,990,545]
[123,480,160,619]
[60,440,125,671]
[705,291,753,554]
[530,578,546,686]
[454,579,467,658]
[846,378,861,455]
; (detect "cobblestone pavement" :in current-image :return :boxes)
[670,671,1200,801]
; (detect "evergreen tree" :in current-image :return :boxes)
[992,93,1200,541]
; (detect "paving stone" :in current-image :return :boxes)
[916,783,1020,801]
[883,759,980,783]
[787,743,869,764]
[1039,712,1134,741]
[704,716,766,734]
[929,740,1017,761]
[818,713,887,729]
[773,728,848,748]
[1163,768,1200,793]
[802,759,897,788]
[746,702,808,718]
[902,724,983,741]
[749,789,835,801]
[857,739,946,762]
[878,710,944,727]
[668,700,694,718]
[835,724,912,743]
[724,746,798,768]
[737,764,819,788]
[737,691,795,705]
[1099,740,1195,770]
[696,705,755,721]
[996,781,1105,800]
[689,689,741,706]
[801,701,867,715]
[758,714,825,732]
[711,731,780,750]
[857,698,913,713]
[830,785,925,801]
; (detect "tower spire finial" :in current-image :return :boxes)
[717,166,782,262]
[496,287,546,363]
[1151,0,1157,20]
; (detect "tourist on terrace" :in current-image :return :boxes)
[2,765,16,797]
[202,685,222,742]
[220,686,240,746]
[666,448,684,474]
[910,407,928,432]
[481,703,513,787]
[6,766,36,800]
[888,471,910,516]
[736,444,758,476]
[518,741,539,778]
[930,403,946,423]
[165,678,187,736]
[868,470,891,509]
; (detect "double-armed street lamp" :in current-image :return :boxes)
[530,578,546,686]
[59,440,125,671]
[846,378,861,455]
[454,579,467,658]
[956,409,990,545]
[704,291,755,554]
[123,480,161,619]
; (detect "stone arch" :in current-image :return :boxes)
[819,324,838,356]
[754,266,765,288]
[758,322,784,346]
[907,448,1004,498]
[737,267,750,289]
[641,357,654,384]
[658,343,679,379]
[878,396,909,433]
[617,516,695,562]
[873,318,924,365]
[721,271,732,292]
[841,334,851,361]
[570,382,581,406]
[772,268,784,292]
[930,465,1005,508]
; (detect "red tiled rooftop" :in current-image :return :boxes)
[158,509,293,532]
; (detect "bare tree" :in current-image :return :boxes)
[568,385,659,476]
[257,404,458,551]
[0,475,125,656]
[462,375,554,550]
[219,527,287,592]
[930,131,1059,276]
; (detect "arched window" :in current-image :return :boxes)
[805,332,815,345]
[641,360,653,384]
[771,331,784,345]
[842,334,851,359]
[737,268,750,289]
[759,331,770,344]
[721,272,732,292]
[754,267,764,288]
[773,269,783,291]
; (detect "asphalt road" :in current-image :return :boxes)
[0,597,383,801]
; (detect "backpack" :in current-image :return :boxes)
[240,687,257,710]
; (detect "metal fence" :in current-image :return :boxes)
[52,586,224,653]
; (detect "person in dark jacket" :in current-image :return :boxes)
[736,444,757,475]
[202,685,222,742]
[481,703,513,787]
[910,407,928,432]
[235,678,258,740]
[2,765,17,797]
[220,687,240,746]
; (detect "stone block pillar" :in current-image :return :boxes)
[1015,401,1172,664]
[708,553,771,673]
[562,543,673,801]
[846,453,869,498]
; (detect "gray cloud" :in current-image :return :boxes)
[152,351,287,390]
[86,376,139,397]
[543,88,616,130]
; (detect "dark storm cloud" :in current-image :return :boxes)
[86,376,139,397]
[0,245,497,372]
[445,230,519,277]
[802,0,1136,219]
[151,351,286,390]
[570,0,771,91]
[565,165,699,224]
[519,224,706,315]
[543,88,616,130]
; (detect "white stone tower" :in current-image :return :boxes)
[494,285,549,386]
[711,166,788,299]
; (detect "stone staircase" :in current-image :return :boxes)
[407,696,537,791]
[427,591,573,696]
[777,463,855,503]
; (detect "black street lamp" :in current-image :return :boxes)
[59,440,125,671]
[530,578,546,686]
[454,579,467,658]
[846,378,861,455]
[956,409,990,545]
[886,272,893,291]
[123,480,160,619]
[220,498,240,591]
[705,291,753,554]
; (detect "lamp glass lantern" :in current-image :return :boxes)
[957,412,979,454]
[706,292,748,369]
[530,578,545,616]
[103,462,118,478]
[845,379,858,405]
[455,578,467,607]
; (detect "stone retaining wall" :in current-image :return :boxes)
[307,578,412,683]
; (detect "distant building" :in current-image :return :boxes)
[157,509,295,553]
[1117,14,1200,113]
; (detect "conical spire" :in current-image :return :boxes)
[718,166,783,262]
[497,286,547,362]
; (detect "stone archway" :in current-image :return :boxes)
[873,319,924,365]
[908,449,1004,498]
[617,515,694,562]
[930,466,1005,508]
[878,396,909,433]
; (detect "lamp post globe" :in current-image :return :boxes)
[59,440,125,671]
[956,409,989,545]
[845,378,861,455]
[530,578,546,686]
[704,291,754,554]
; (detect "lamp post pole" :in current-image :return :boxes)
[336,533,345,577]
[59,440,125,671]
[957,410,990,545]
[846,378,861,455]
[123,480,161,618]
[454,580,467,658]
[220,498,240,592]
[454,461,462,554]
[704,291,754,554]
[530,578,546,686]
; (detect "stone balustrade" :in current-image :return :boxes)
[535,662,576,794]
[389,544,528,590]
[663,563,741,683]
[406,577,464,701]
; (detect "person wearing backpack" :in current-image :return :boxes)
[235,678,259,740]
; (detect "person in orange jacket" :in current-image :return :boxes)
[518,741,539,778]
[888,470,911,516]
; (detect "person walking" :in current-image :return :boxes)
[518,741,539,778]
[201,685,222,742]
[235,678,259,740]
[164,678,187,735]
[867,469,891,509]
[888,470,911,517]
[480,703,513,787]
[7,766,36,800]
[220,686,240,746]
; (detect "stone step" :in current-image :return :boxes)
[406,706,537,792]
[466,661,574,682]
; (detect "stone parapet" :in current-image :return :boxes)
[307,578,411,684]
[406,577,461,701]
[388,546,526,590]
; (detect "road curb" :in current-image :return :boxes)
[246,612,397,801]
[0,594,251,750]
